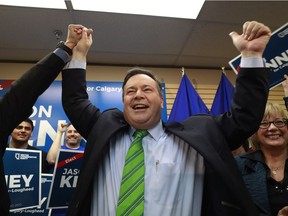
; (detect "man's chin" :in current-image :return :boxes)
[67,141,79,147]
[16,138,28,142]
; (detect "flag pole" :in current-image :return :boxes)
[181,67,185,76]
[221,66,226,75]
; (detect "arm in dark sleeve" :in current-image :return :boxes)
[215,67,270,150]
[0,53,66,144]
[62,68,100,139]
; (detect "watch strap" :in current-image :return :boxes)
[56,41,72,56]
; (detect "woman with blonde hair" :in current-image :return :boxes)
[235,102,288,216]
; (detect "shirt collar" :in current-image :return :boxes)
[9,142,28,149]
[129,120,164,141]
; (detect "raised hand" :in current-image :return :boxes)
[282,74,288,97]
[72,27,93,61]
[64,24,92,50]
[229,21,271,57]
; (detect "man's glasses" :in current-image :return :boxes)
[259,119,288,129]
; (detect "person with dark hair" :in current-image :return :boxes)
[8,118,51,173]
[0,24,85,215]
[62,21,271,216]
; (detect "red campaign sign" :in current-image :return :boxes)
[56,153,83,168]
[0,80,14,91]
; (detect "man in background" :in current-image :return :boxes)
[47,122,84,216]
[8,118,52,173]
[47,122,84,165]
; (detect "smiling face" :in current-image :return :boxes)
[256,115,288,150]
[252,103,288,151]
[123,74,163,129]
[11,121,33,146]
[65,124,82,148]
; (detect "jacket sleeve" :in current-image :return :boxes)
[214,67,270,150]
[0,53,66,149]
[62,68,101,139]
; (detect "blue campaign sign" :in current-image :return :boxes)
[3,149,41,211]
[0,80,167,152]
[47,149,83,209]
[11,174,52,216]
[229,22,288,89]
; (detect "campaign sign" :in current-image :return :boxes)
[11,174,52,216]
[229,22,288,88]
[3,149,41,211]
[47,149,84,209]
[0,80,167,153]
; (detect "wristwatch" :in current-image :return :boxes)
[56,41,72,56]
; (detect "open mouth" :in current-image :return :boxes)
[18,134,27,138]
[133,104,148,110]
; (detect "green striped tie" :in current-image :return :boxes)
[116,130,148,216]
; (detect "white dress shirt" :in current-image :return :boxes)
[91,121,205,216]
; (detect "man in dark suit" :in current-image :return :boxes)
[8,118,52,173]
[0,25,83,215]
[62,21,271,216]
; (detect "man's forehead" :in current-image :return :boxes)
[18,121,31,127]
[126,75,156,86]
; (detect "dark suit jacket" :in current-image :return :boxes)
[62,67,270,216]
[0,53,65,215]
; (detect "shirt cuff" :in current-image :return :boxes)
[240,57,265,68]
[65,59,87,69]
[53,48,70,64]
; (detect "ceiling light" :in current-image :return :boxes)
[72,0,205,19]
[0,0,66,9]
[0,0,205,19]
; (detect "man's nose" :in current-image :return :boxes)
[135,90,144,98]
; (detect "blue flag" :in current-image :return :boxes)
[168,73,209,122]
[210,73,235,115]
